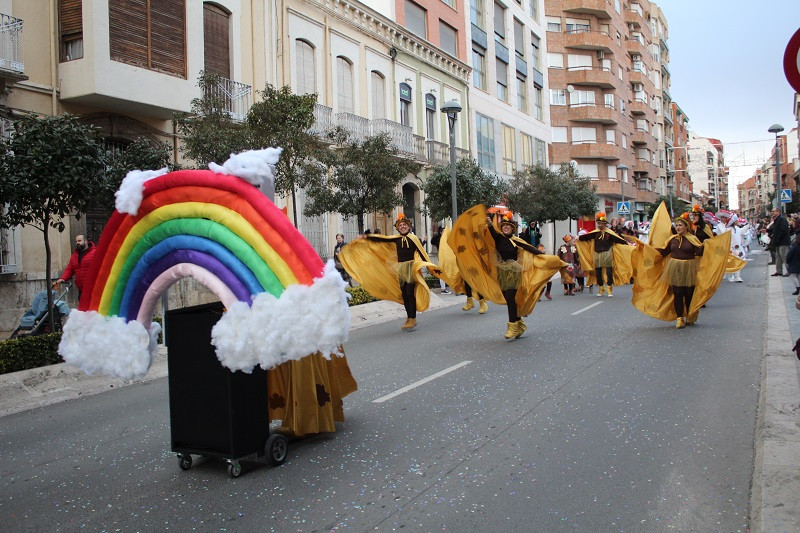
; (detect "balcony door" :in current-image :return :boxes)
[203,3,230,78]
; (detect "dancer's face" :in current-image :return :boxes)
[675,220,688,234]
[501,224,514,236]
[397,222,410,234]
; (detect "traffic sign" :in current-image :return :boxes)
[616,201,630,215]
[784,27,800,92]
[781,189,792,203]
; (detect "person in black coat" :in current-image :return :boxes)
[768,207,791,276]
[786,234,800,295]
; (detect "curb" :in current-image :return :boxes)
[0,292,462,418]
[750,273,800,531]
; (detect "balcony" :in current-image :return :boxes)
[568,103,617,124]
[0,14,26,86]
[371,118,414,154]
[570,142,620,160]
[626,38,648,58]
[337,112,370,142]
[566,66,617,88]
[634,159,658,176]
[203,77,252,122]
[628,69,648,86]
[632,129,650,145]
[629,98,649,115]
[561,0,613,18]
[564,30,614,53]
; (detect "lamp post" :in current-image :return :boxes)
[768,123,784,212]
[666,182,674,217]
[617,164,628,216]
[441,100,462,223]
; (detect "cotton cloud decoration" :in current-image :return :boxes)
[208,148,282,187]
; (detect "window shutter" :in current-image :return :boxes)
[337,57,353,113]
[110,0,149,68]
[296,40,316,95]
[203,3,230,78]
[371,72,386,119]
[150,0,186,77]
[60,0,82,38]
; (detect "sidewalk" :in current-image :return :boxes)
[0,291,463,418]
[750,261,800,532]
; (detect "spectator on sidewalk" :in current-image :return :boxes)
[786,234,800,295]
[768,207,791,276]
[54,234,97,299]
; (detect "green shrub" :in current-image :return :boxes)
[346,286,377,306]
[0,333,63,375]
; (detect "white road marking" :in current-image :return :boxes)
[372,361,472,403]
[571,301,604,316]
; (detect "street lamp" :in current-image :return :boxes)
[666,182,674,217]
[617,164,628,214]
[441,100,462,223]
[768,123,784,212]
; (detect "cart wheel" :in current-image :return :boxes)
[178,454,192,470]
[265,434,289,466]
[228,461,242,478]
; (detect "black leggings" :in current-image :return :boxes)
[464,282,483,300]
[401,281,416,318]
[595,267,613,286]
[672,285,695,317]
[503,289,518,322]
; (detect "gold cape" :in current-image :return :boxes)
[725,253,747,273]
[436,227,467,294]
[338,232,440,312]
[448,205,566,317]
[648,202,673,247]
[576,228,634,286]
[267,350,358,437]
[629,231,731,321]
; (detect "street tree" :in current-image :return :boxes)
[304,128,421,234]
[645,195,689,219]
[421,158,507,223]
[0,114,107,331]
[247,85,324,227]
[173,72,250,167]
[101,138,173,210]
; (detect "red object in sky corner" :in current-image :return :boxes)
[783,27,800,93]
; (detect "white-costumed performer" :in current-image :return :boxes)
[716,211,744,283]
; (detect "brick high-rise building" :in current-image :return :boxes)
[544,0,665,221]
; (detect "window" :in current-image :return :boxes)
[496,58,508,102]
[405,0,427,38]
[621,133,627,148]
[619,98,625,113]
[109,0,187,77]
[608,165,618,179]
[439,21,458,57]
[601,58,611,71]
[516,75,527,112]
[529,0,539,21]
[547,53,563,69]
[514,19,525,60]
[549,89,566,105]
[614,0,621,14]
[600,23,610,35]
[399,83,412,126]
[476,113,496,170]
[471,0,484,29]
[204,4,231,78]
[533,87,543,120]
[535,138,546,165]
[521,133,533,166]
[567,54,592,70]
[494,2,506,44]
[60,0,83,61]
[551,126,567,143]
[426,95,436,140]
[546,16,560,32]
[652,44,660,63]
[636,119,648,132]
[571,127,597,144]
[502,124,516,174]
[577,164,598,179]
[565,18,590,33]
[442,0,456,8]
[336,56,354,113]
[606,129,616,144]
[371,71,386,119]
[637,147,649,160]
[473,48,487,89]
[530,33,541,71]
[295,40,316,95]
[570,89,595,107]
[604,93,614,108]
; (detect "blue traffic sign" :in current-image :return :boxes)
[781,189,792,203]
[616,201,631,215]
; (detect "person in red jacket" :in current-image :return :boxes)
[54,234,96,298]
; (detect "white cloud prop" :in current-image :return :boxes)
[114,168,169,216]
[211,260,351,373]
[208,148,282,188]
[58,311,161,380]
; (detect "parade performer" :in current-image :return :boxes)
[339,213,440,331]
[437,227,488,314]
[449,205,565,339]
[557,234,579,295]
[628,212,731,329]
[577,212,633,297]
[716,211,747,282]
[688,205,713,243]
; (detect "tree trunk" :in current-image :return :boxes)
[357,213,364,235]
[290,184,299,228]
[42,218,55,334]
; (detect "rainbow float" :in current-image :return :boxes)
[58,151,350,380]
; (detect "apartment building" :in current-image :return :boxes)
[687,133,728,210]
[671,102,691,202]
[466,0,550,181]
[737,175,758,220]
[545,0,665,222]
[0,0,469,330]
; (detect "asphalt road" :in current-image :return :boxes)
[0,255,766,532]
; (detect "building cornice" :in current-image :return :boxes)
[301,0,471,84]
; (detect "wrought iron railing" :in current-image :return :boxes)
[371,118,414,154]
[336,112,370,142]
[203,77,251,122]
[310,104,334,137]
[0,14,24,73]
